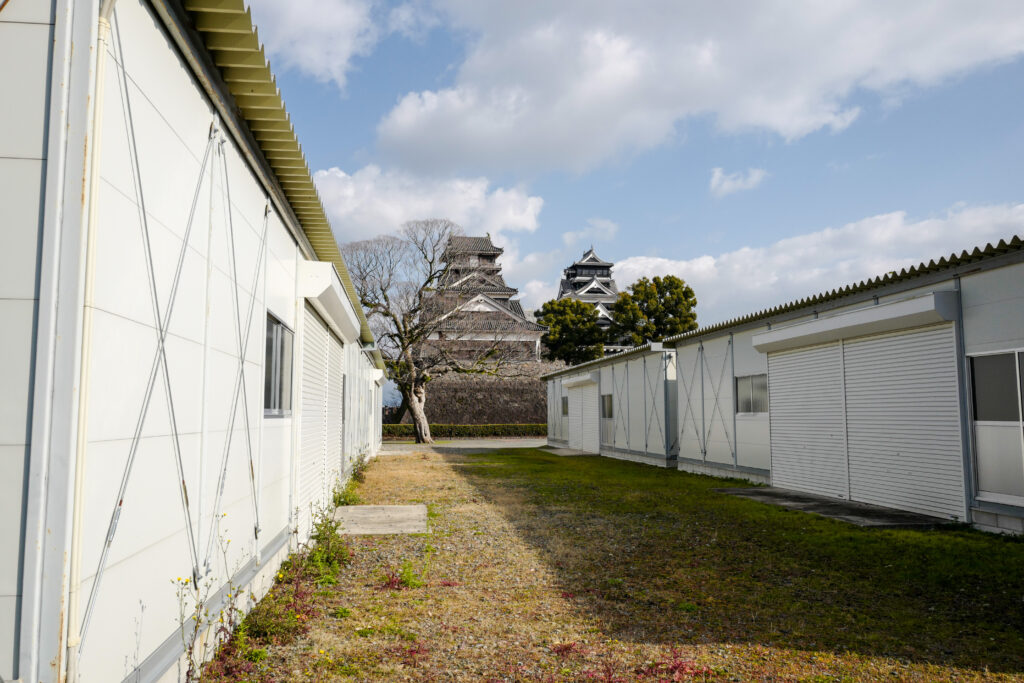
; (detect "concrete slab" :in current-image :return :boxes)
[717,487,955,529]
[334,504,428,535]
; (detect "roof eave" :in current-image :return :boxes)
[162,0,379,359]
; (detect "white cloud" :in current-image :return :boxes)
[613,203,1024,326]
[709,167,768,198]
[314,164,562,308]
[387,1,439,40]
[562,217,619,246]
[520,280,557,312]
[378,2,1024,173]
[247,0,377,89]
[314,164,543,243]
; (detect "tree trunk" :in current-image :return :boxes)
[408,383,432,444]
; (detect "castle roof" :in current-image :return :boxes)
[571,247,613,267]
[445,234,504,255]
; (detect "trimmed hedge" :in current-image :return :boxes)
[382,423,547,439]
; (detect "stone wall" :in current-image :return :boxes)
[411,361,564,425]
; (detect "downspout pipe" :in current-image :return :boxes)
[66,3,117,680]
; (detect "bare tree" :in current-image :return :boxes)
[343,219,532,443]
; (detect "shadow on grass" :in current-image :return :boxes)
[444,448,1024,674]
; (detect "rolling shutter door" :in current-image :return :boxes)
[768,343,848,499]
[299,304,329,537]
[569,388,583,450]
[843,326,965,519]
[581,384,599,453]
[326,332,344,492]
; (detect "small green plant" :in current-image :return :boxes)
[351,453,369,483]
[400,559,426,588]
[355,627,376,637]
[381,622,419,641]
[331,606,352,618]
[304,511,352,586]
[243,646,268,663]
[333,479,362,507]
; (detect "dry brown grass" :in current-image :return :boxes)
[215,448,1024,682]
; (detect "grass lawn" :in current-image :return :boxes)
[205,448,1024,682]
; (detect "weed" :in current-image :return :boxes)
[400,559,427,588]
[311,652,361,676]
[355,627,376,637]
[551,641,583,658]
[331,606,352,618]
[675,601,699,613]
[634,650,713,679]
[380,559,427,590]
[582,661,628,682]
[381,622,419,641]
[351,453,369,483]
[380,567,404,591]
[243,646,268,664]
[389,641,430,667]
[304,511,352,586]
[333,479,362,507]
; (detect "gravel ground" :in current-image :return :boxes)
[222,448,1024,682]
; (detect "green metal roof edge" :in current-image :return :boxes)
[663,234,1024,346]
[183,0,383,369]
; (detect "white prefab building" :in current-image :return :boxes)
[665,237,1024,532]
[1,1,384,681]
[545,345,678,467]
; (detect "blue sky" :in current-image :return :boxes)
[249,1,1024,325]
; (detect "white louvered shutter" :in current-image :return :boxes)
[843,326,965,519]
[768,343,849,499]
[299,304,329,538]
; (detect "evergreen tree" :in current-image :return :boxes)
[609,275,697,346]
[537,298,605,365]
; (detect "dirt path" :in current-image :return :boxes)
[291,449,608,681]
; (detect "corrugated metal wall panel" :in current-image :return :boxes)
[612,364,629,451]
[627,358,646,452]
[644,356,666,455]
[843,325,966,519]
[768,343,848,498]
[676,345,703,459]
[299,304,328,537]
[702,338,735,465]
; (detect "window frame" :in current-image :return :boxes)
[600,394,613,419]
[561,396,569,417]
[264,313,294,418]
[735,373,769,415]
[969,351,1023,424]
